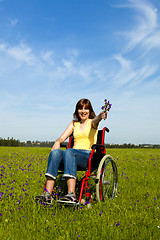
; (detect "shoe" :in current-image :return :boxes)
[57,192,78,204]
[35,191,53,204]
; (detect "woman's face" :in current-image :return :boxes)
[78,106,90,122]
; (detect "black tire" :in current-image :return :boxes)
[96,155,118,202]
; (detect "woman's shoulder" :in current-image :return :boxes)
[73,120,79,127]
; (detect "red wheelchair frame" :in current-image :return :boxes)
[66,127,118,203]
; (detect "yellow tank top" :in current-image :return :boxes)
[73,119,98,150]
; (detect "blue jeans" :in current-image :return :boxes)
[45,148,91,180]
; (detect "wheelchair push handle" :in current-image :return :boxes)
[105,127,109,132]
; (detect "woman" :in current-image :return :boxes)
[36,98,107,204]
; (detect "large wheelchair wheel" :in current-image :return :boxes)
[96,155,118,202]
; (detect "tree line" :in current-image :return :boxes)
[0,137,159,148]
[0,137,22,147]
[105,143,160,149]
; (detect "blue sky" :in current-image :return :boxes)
[0,0,160,144]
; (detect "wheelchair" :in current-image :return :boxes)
[50,127,118,205]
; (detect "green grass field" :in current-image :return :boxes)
[0,147,160,239]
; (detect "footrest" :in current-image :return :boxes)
[57,199,79,206]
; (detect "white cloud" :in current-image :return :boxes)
[118,0,158,52]
[0,43,6,51]
[136,63,158,81]
[66,48,80,58]
[0,40,100,92]
[110,53,159,91]
[112,54,136,87]
[109,0,160,94]
[62,59,73,69]
[41,50,55,65]
[143,31,160,51]
[0,42,36,65]
[10,19,18,26]
[7,44,35,65]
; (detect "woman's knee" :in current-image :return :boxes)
[49,149,63,159]
[46,149,63,175]
[63,148,74,160]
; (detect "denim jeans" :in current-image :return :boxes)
[45,148,91,180]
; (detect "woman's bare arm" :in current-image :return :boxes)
[91,111,107,129]
[51,121,74,150]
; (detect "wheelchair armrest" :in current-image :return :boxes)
[91,144,105,150]
[60,144,68,149]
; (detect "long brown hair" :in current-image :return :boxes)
[73,98,96,122]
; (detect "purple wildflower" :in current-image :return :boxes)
[101,99,112,112]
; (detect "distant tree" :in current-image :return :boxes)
[0,137,22,147]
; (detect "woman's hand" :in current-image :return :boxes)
[100,111,107,120]
[51,139,61,151]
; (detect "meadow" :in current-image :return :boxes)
[0,147,160,240]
